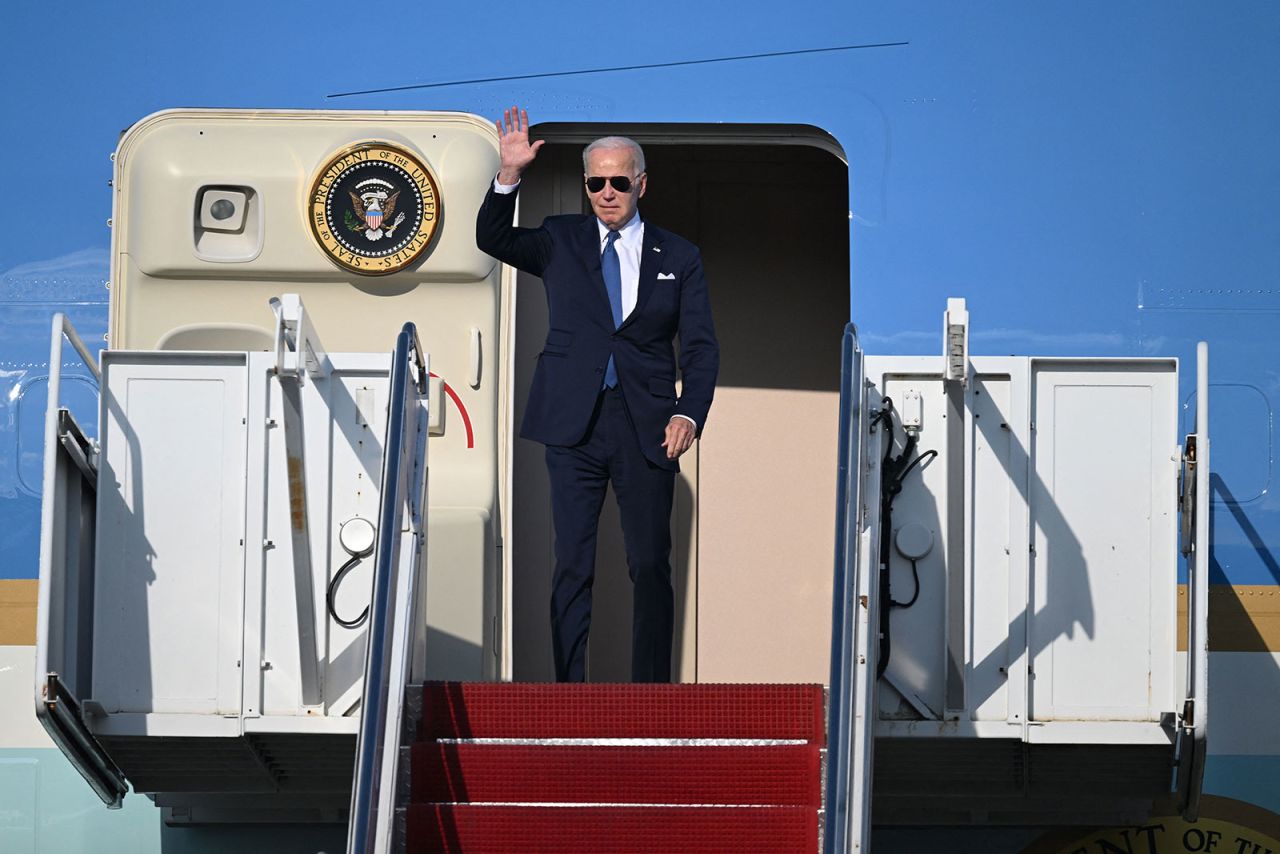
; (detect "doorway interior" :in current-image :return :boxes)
[510,127,850,683]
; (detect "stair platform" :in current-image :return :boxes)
[405,682,826,853]
[419,682,826,741]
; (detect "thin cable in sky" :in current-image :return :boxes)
[327,41,909,98]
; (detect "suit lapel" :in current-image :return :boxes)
[619,223,664,332]
[575,216,615,322]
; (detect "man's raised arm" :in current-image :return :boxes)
[476,106,552,275]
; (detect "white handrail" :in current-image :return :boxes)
[347,323,430,854]
[33,314,126,808]
[1185,342,1210,821]
[825,324,877,853]
[34,313,101,696]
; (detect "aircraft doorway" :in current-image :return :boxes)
[510,129,849,683]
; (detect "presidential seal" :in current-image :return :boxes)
[308,141,441,275]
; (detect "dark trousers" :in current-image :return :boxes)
[544,388,676,683]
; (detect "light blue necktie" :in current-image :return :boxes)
[601,230,623,388]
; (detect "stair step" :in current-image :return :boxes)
[411,742,821,806]
[405,804,819,853]
[420,682,825,742]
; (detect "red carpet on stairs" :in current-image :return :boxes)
[406,682,826,853]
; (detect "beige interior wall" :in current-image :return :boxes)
[512,141,848,684]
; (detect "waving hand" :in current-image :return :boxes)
[496,106,544,185]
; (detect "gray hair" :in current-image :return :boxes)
[582,136,646,174]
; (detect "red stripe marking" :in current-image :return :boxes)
[430,372,474,449]
[411,743,821,806]
[407,804,819,853]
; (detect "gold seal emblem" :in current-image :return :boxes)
[308,141,441,275]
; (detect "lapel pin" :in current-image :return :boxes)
[653,246,661,252]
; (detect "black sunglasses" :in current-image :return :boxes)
[585,174,640,193]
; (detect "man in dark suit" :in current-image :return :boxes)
[476,107,719,683]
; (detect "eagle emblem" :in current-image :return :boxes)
[308,141,441,275]
[346,178,406,241]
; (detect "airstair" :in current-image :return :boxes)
[34,295,1210,853]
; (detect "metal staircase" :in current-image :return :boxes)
[397,682,825,853]
[34,300,1210,853]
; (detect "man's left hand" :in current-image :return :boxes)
[662,417,695,460]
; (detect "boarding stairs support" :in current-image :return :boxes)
[824,307,1212,848]
[37,297,431,827]
[37,286,1209,852]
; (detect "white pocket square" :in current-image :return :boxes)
[657,272,676,280]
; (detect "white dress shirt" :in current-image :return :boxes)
[493,177,696,431]
[596,212,643,320]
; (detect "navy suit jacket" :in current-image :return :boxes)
[477,184,718,471]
